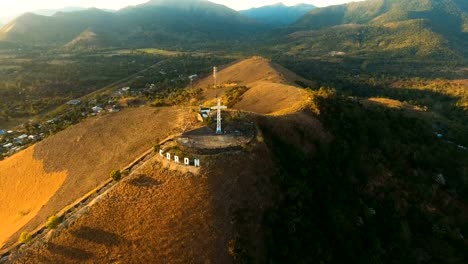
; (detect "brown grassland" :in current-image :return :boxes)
[0,106,193,248]
[197,56,313,115]
[12,136,275,264]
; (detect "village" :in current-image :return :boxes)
[0,65,205,160]
[0,83,164,159]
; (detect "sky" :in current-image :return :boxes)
[0,0,362,22]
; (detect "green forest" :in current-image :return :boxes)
[262,89,468,264]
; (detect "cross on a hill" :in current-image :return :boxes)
[211,99,227,135]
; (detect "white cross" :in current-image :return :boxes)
[211,99,227,134]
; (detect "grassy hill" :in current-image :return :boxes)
[195,56,315,114]
[280,0,468,60]
[4,58,467,264]
[0,106,194,249]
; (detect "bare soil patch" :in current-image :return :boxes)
[0,147,67,248]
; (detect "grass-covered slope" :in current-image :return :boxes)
[283,0,468,60]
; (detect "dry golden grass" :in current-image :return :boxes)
[233,81,310,115]
[12,139,275,263]
[197,56,315,89]
[0,106,193,248]
[365,97,425,111]
[0,147,67,248]
[196,56,313,116]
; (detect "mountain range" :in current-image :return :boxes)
[0,0,466,60]
[283,0,468,59]
[0,0,261,49]
[240,2,316,27]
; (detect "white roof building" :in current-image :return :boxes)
[66,99,81,105]
[2,143,13,148]
[16,134,28,140]
[92,106,103,113]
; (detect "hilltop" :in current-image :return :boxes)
[196,56,316,114]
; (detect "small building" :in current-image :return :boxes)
[92,106,103,113]
[328,51,346,57]
[2,143,13,148]
[66,99,81,106]
[199,107,211,119]
[15,134,28,143]
[0,130,5,136]
[122,87,131,92]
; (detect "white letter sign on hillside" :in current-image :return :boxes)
[158,149,200,168]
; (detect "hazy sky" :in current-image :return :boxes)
[0,0,363,20]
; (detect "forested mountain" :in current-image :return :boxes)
[0,0,261,49]
[280,0,468,60]
[0,0,467,59]
[240,3,316,27]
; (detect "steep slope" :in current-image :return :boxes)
[240,3,316,27]
[284,0,468,59]
[9,137,277,263]
[0,106,192,249]
[0,0,261,48]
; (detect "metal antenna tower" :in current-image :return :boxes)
[213,66,218,87]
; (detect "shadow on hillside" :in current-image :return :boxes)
[127,174,161,187]
[71,226,125,246]
[46,243,93,261]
